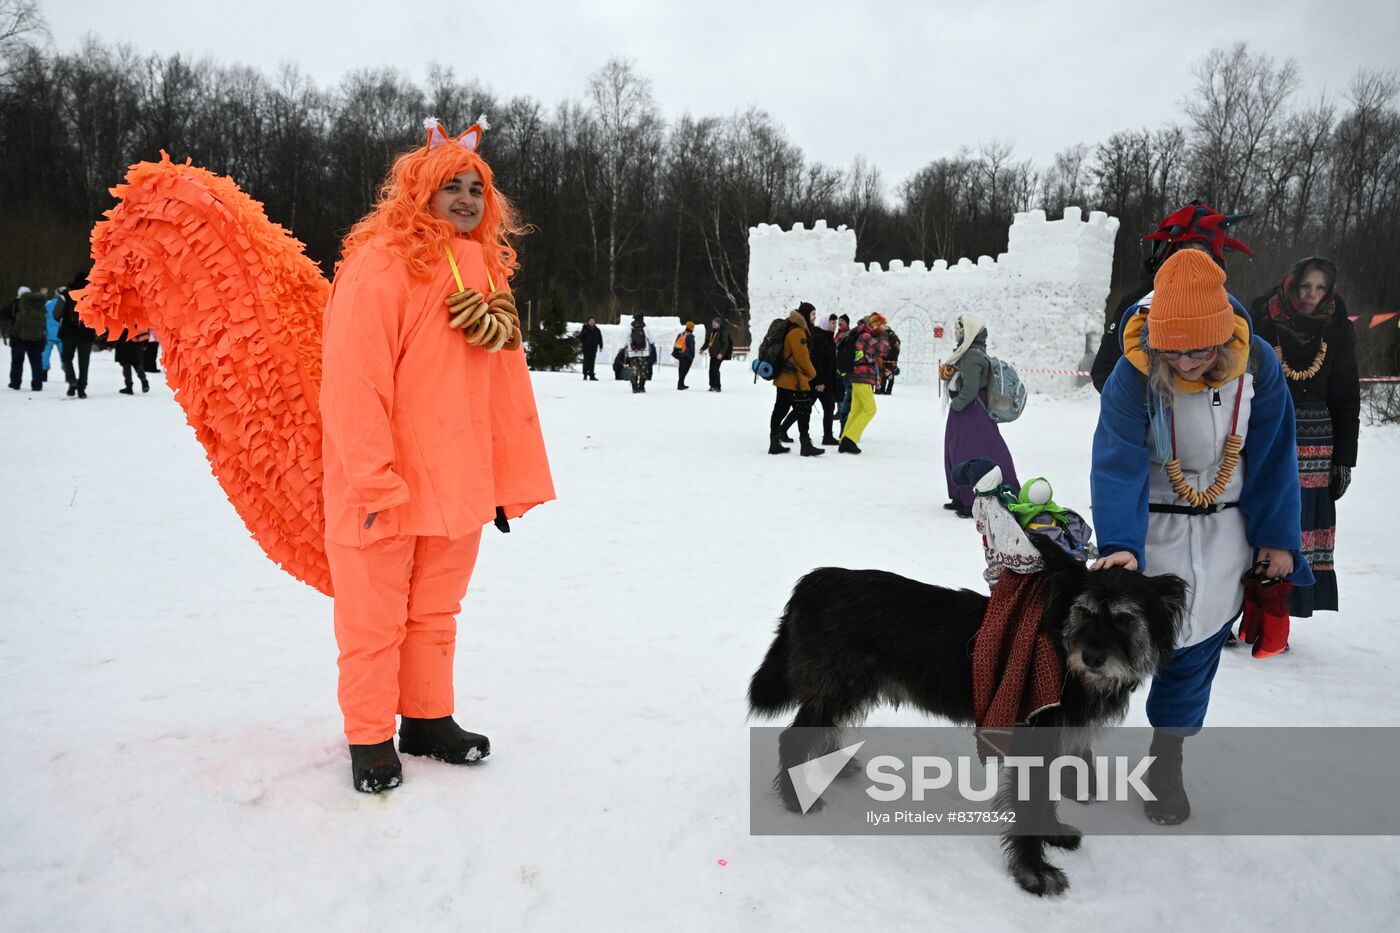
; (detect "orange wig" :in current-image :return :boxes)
[340,127,526,285]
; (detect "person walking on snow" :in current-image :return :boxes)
[57,273,98,398]
[769,301,824,457]
[942,314,1019,517]
[625,316,653,393]
[778,303,839,446]
[7,287,47,391]
[1091,248,1311,825]
[702,314,733,391]
[43,289,64,380]
[578,316,603,380]
[838,313,890,454]
[673,321,696,390]
[114,328,150,394]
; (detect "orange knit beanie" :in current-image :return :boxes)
[1148,249,1233,350]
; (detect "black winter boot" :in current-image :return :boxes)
[349,739,403,793]
[799,437,825,457]
[821,433,839,446]
[1143,731,1190,825]
[768,435,790,455]
[398,716,491,764]
[838,437,861,454]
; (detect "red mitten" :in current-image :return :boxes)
[1239,578,1264,645]
[1250,579,1293,659]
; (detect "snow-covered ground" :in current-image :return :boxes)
[3,356,1397,932]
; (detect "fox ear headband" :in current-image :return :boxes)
[423,114,490,152]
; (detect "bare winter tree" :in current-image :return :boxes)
[585,58,662,316]
[842,155,884,242]
[0,0,45,83]
[1184,42,1300,211]
[1041,143,1090,217]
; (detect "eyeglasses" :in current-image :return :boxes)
[1157,346,1218,361]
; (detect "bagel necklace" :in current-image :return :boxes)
[1162,375,1246,509]
[1275,340,1327,381]
[442,246,522,352]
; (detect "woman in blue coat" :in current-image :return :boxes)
[1091,249,1312,825]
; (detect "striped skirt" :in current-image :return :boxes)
[1293,401,1338,615]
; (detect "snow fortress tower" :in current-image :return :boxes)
[746,208,1119,393]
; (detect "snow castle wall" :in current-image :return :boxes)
[746,208,1119,393]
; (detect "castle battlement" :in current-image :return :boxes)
[746,208,1119,392]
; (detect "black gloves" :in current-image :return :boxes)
[494,506,511,533]
[1330,465,1351,501]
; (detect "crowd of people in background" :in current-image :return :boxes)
[2,272,160,398]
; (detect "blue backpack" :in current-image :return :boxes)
[981,357,1027,423]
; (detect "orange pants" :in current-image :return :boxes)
[326,532,483,744]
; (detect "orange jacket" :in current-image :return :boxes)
[320,237,555,547]
[774,311,818,391]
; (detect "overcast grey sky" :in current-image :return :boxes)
[38,0,1400,187]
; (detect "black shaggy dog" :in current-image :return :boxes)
[748,536,1186,896]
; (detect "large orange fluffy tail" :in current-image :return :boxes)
[76,154,334,595]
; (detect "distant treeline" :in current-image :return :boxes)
[0,19,1396,369]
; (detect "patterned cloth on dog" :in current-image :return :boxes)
[973,571,1064,761]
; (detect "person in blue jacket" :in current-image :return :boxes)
[42,288,63,381]
[1090,249,1312,826]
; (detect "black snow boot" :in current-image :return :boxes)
[1143,731,1190,825]
[398,716,491,764]
[821,433,839,446]
[350,739,403,793]
[769,435,790,455]
[799,437,825,457]
[838,437,861,454]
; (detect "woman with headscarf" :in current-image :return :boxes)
[1250,258,1359,622]
[941,314,1019,517]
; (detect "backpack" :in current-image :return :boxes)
[753,318,794,381]
[671,332,686,359]
[629,326,647,351]
[835,332,856,376]
[981,356,1027,423]
[15,293,49,343]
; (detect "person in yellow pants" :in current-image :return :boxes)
[838,313,891,454]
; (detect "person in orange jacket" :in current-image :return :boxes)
[322,117,555,792]
[768,301,824,456]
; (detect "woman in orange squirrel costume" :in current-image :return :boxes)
[324,117,554,792]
